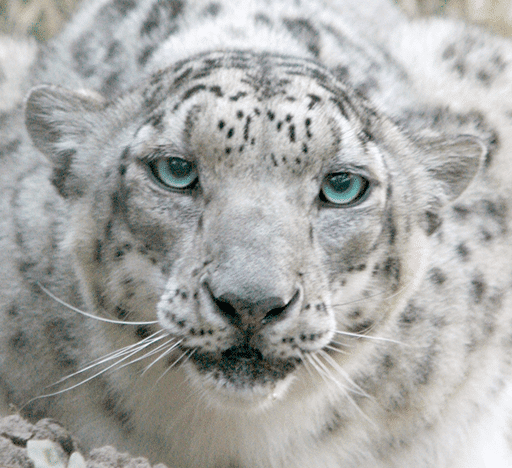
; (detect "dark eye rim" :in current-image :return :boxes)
[319,172,371,207]
[147,156,199,192]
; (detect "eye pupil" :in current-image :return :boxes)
[168,158,192,178]
[329,173,351,192]
[152,157,198,189]
[321,172,368,205]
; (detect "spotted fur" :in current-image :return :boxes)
[1,0,512,467]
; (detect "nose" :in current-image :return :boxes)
[205,283,301,333]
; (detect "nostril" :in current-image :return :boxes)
[203,280,302,331]
[262,288,300,325]
[262,304,287,324]
[214,298,242,328]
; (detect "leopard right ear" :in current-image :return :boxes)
[25,84,106,157]
[25,85,107,198]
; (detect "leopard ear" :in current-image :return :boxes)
[415,135,486,235]
[25,84,106,157]
[418,135,485,202]
[25,85,106,198]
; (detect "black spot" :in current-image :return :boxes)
[456,243,470,261]
[243,116,251,141]
[225,147,232,154]
[229,91,247,101]
[383,257,401,284]
[270,153,278,167]
[307,94,321,110]
[182,84,207,101]
[382,354,394,370]
[203,2,221,16]
[218,120,225,130]
[172,67,193,88]
[227,128,235,138]
[399,302,422,325]
[102,393,133,432]
[484,130,499,168]
[135,326,151,340]
[285,114,293,123]
[332,65,349,81]
[471,275,486,304]
[476,69,491,85]
[267,111,275,121]
[101,72,121,95]
[145,111,165,130]
[115,306,129,319]
[0,138,21,158]
[112,0,136,14]
[45,319,78,368]
[414,351,434,385]
[288,124,296,143]
[10,330,28,350]
[254,13,272,26]
[94,239,102,263]
[7,304,18,317]
[454,61,466,77]
[453,204,471,219]
[425,211,442,235]
[282,18,320,58]
[346,320,374,334]
[276,121,283,131]
[237,110,244,119]
[105,40,122,61]
[140,0,184,36]
[429,268,447,286]
[209,85,223,97]
[442,44,456,60]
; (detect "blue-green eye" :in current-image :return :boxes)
[321,173,369,205]
[152,157,198,189]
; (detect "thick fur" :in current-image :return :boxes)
[1,0,512,467]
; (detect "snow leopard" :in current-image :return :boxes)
[1,0,512,466]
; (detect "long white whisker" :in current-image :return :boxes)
[37,282,159,325]
[142,339,183,375]
[318,350,369,398]
[49,332,167,387]
[333,330,407,346]
[325,344,349,355]
[331,277,415,309]
[154,348,194,386]
[316,351,376,427]
[118,337,179,372]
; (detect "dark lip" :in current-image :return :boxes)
[187,344,301,389]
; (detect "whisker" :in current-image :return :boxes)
[49,332,167,387]
[318,350,369,398]
[330,277,415,310]
[315,350,376,427]
[142,339,183,375]
[333,329,407,346]
[120,338,180,373]
[37,282,159,326]
[154,348,194,386]
[325,344,349,355]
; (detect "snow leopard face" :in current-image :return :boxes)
[25,51,482,402]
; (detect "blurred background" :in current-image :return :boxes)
[0,0,511,42]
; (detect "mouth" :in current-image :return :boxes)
[188,344,301,390]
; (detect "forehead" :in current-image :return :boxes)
[132,52,377,178]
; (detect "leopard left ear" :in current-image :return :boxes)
[415,135,486,235]
[25,85,107,198]
[418,135,485,202]
[25,84,106,157]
